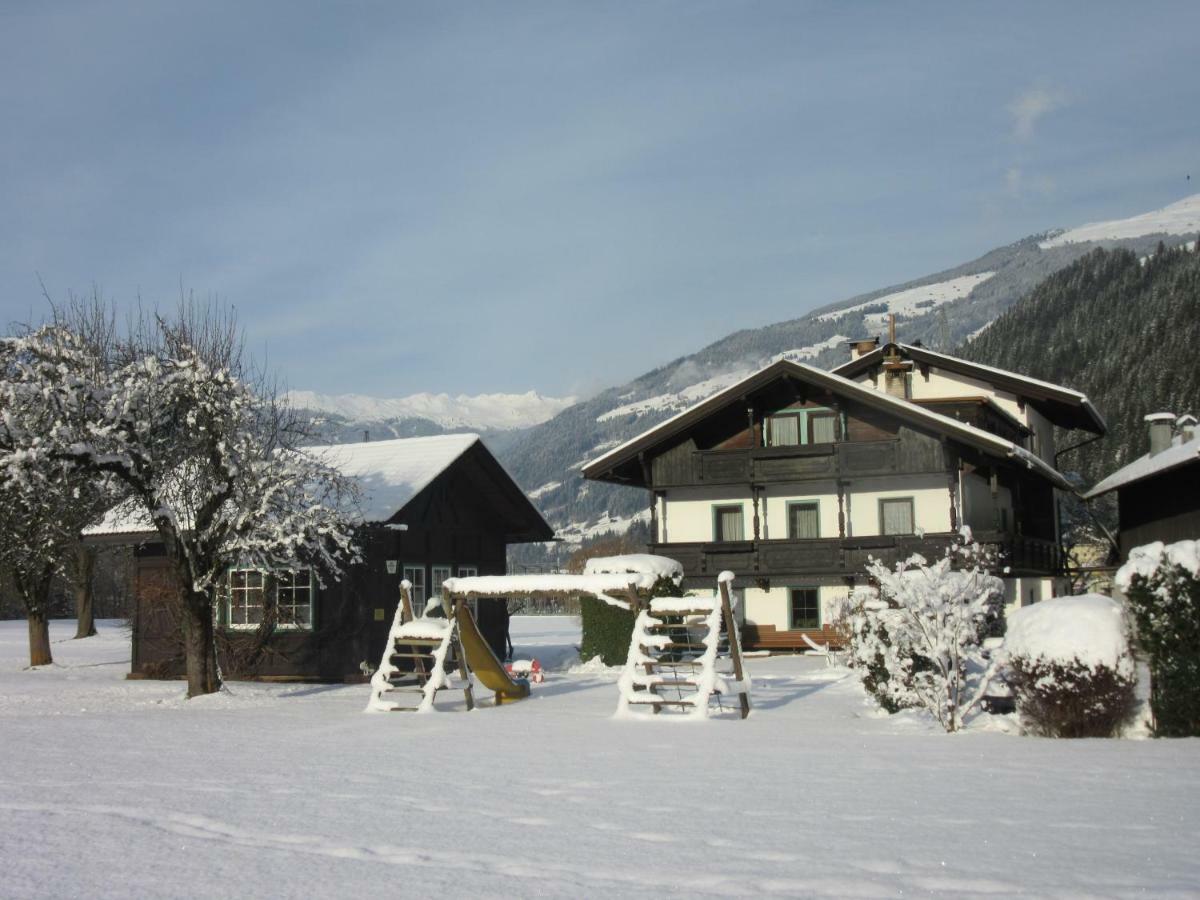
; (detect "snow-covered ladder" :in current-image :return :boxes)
[616,573,750,719]
[365,582,475,713]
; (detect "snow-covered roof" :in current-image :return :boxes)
[84,434,480,537]
[832,343,1107,434]
[582,359,1073,490]
[1085,431,1200,498]
[305,434,479,523]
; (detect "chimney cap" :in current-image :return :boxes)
[1145,412,1176,423]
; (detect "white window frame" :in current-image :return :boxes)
[457,565,478,578]
[226,566,315,631]
[403,565,427,614]
[432,565,453,599]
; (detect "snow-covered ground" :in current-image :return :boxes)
[288,389,575,430]
[3,618,1200,898]
[816,272,995,327]
[1039,192,1200,249]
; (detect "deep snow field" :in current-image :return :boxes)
[2,618,1199,899]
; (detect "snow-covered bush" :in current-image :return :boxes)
[1003,594,1137,738]
[850,539,1003,732]
[1116,541,1200,737]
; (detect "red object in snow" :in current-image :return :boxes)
[504,658,545,684]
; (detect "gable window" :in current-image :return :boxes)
[787,502,820,540]
[809,412,837,444]
[713,504,745,542]
[227,567,314,630]
[767,414,800,447]
[790,588,820,630]
[880,498,915,536]
[403,566,426,614]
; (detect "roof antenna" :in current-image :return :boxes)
[888,313,896,345]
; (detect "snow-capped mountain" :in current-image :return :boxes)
[496,192,1200,561]
[289,389,575,431]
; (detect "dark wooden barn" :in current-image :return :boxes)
[85,434,553,682]
[1086,414,1200,559]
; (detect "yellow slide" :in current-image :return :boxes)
[455,604,531,705]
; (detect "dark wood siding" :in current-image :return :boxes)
[1118,464,1200,557]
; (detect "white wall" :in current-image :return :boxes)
[662,474,955,542]
[742,582,853,631]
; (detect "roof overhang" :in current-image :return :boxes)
[833,343,1107,435]
[582,359,1073,491]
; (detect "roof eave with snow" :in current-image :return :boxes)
[582,359,1074,491]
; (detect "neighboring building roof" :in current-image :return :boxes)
[832,342,1107,434]
[582,359,1073,490]
[1084,431,1200,498]
[305,434,480,523]
[84,433,493,537]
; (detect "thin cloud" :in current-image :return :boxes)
[1008,86,1066,141]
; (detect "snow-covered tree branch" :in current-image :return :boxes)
[0,298,361,695]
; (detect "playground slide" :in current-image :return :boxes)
[455,604,531,705]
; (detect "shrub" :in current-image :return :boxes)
[848,539,1003,731]
[578,575,682,666]
[1004,593,1137,738]
[1005,656,1136,737]
[1116,541,1200,736]
[578,596,636,666]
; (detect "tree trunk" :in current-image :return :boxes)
[74,543,98,639]
[182,595,221,697]
[28,610,52,667]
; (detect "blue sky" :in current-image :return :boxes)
[2,2,1197,398]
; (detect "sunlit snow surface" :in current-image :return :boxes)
[3,619,1199,898]
[1039,192,1200,249]
[816,272,995,327]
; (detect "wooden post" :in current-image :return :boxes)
[752,487,761,541]
[449,596,475,711]
[648,490,658,543]
[399,583,415,623]
[837,481,846,539]
[718,577,751,719]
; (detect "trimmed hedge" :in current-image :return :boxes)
[578,596,636,666]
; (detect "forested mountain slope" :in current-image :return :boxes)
[961,243,1200,489]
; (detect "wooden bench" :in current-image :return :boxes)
[742,623,846,652]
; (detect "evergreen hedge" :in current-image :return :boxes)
[1006,656,1137,738]
[578,596,636,666]
[577,576,682,667]
[1121,557,1200,737]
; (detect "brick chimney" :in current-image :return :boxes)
[1146,412,1175,455]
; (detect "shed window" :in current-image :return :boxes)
[403,566,426,614]
[790,588,820,630]
[457,565,478,577]
[880,498,915,536]
[787,502,820,539]
[432,565,452,598]
[713,505,745,542]
[227,567,313,630]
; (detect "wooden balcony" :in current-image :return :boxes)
[651,530,1061,583]
[652,438,948,488]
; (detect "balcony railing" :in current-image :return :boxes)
[650,530,1061,582]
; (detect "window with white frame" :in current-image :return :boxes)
[432,565,452,599]
[879,497,915,536]
[457,565,478,577]
[226,567,314,630]
[402,566,426,613]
